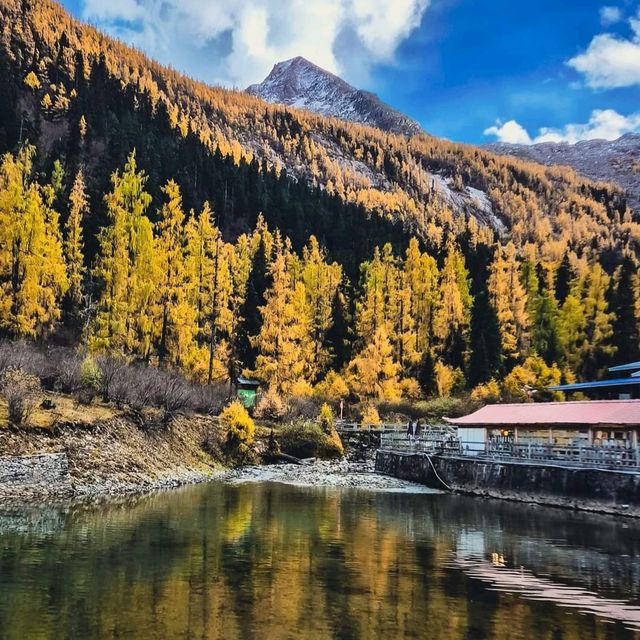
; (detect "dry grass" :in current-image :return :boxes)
[0,392,117,431]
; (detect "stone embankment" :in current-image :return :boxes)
[376,450,640,517]
[0,453,73,500]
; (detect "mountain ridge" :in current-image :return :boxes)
[486,133,640,211]
[246,56,422,138]
[0,0,636,265]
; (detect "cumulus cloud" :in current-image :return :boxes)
[484,109,640,145]
[80,0,430,88]
[600,5,622,26]
[483,120,532,145]
[568,14,640,88]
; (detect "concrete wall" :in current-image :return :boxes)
[0,453,72,499]
[375,450,640,516]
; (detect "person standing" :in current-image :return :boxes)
[407,418,418,445]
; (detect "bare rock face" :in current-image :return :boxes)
[247,56,422,137]
[487,134,640,211]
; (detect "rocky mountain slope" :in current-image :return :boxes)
[487,134,640,210]
[247,56,422,137]
[0,0,636,262]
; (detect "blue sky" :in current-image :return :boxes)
[60,0,640,144]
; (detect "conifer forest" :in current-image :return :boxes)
[0,0,639,404]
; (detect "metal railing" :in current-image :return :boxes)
[379,434,640,470]
[336,423,461,445]
[336,422,408,434]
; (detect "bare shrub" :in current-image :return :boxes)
[152,370,192,418]
[97,356,127,403]
[190,383,229,415]
[0,367,42,425]
[51,349,84,393]
[284,394,321,423]
[0,340,231,418]
[109,364,155,410]
[0,340,49,381]
[254,388,287,422]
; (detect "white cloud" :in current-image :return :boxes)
[83,0,144,23]
[484,109,640,145]
[350,0,429,59]
[600,5,622,26]
[483,120,532,145]
[568,15,640,88]
[80,0,430,88]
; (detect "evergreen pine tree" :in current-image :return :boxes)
[555,253,573,305]
[468,290,502,386]
[325,287,351,371]
[235,229,271,371]
[611,257,640,364]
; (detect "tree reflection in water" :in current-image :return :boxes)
[0,482,639,639]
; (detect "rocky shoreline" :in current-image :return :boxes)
[0,415,225,503]
[0,411,435,503]
[0,452,434,504]
[221,461,437,493]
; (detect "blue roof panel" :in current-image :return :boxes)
[608,361,640,373]
[549,378,640,391]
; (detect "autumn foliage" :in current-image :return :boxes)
[0,0,639,406]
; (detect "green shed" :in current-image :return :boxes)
[236,377,260,410]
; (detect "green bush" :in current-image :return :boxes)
[279,421,343,460]
[78,356,102,404]
[80,356,102,389]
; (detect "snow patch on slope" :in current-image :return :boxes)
[430,176,506,235]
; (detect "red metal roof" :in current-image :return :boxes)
[445,400,640,427]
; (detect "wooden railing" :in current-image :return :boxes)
[379,434,640,470]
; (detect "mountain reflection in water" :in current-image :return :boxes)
[0,481,639,639]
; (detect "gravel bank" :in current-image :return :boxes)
[222,461,439,493]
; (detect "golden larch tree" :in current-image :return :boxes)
[64,169,87,320]
[154,180,197,368]
[253,251,312,393]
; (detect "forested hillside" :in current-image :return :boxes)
[0,0,639,403]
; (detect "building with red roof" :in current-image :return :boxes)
[445,399,640,454]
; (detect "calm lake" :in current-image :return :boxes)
[1,481,640,639]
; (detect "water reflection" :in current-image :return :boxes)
[0,482,639,639]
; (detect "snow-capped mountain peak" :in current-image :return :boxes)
[247,57,421,137]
